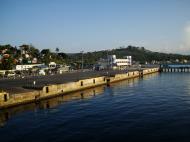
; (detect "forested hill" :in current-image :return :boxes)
[69,46,190,64]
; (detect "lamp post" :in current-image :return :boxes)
[107,50,110,70]
[81,51,84,71]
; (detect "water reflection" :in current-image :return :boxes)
[110,72,159,88]
[0,85,106,127]
[1,73,190,142]
[0,73,160,127]
[142,72,159,80]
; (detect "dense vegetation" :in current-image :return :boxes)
[1,44,190,70]
[0,44,68,70]
[69,46,190,64]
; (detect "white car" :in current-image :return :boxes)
[39,70,46,75]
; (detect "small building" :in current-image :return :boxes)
[96,58,108,70]
[97,55,132,70]
[57,65,70,74]
[32,58,38,64]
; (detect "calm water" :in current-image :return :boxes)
[1,73,190,142]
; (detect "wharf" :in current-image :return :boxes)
[160,64,190,72]
[0,70,128,94]
[0,68,159,109]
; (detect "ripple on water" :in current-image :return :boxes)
[1,73,190,142]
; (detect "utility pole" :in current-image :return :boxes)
[81,51,84,71]
[20,46,23,77]
[111,56,112,69]
[107,50,109,70]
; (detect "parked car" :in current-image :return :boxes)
[5,71,16,78]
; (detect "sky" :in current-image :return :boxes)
[0,0,190,54]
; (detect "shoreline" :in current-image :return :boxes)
[0,68,159,109]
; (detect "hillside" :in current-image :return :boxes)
[68,46,190,64]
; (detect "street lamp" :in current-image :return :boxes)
[81,51,84,71]
[107,50,110,70]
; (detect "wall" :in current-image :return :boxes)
[109,71,139,83]
[0,92,9,103]
[0,77,107,108]
[40,76,106,99]
[143,68,159,75]
[0,91,39,108]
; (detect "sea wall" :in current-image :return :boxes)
[108,71,139,83]
[143,68,159,75]
[0,91,39,108]
[0,68,159,109]
[40,76,106,99]
[0,77,106,108]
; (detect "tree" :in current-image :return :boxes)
[40,49,51,65]
[29,45,40,58]
[19,44,30,52]
[55,47,59,54]
[0,57,14,70]
[58,52,68,59]
[41,49,50,55]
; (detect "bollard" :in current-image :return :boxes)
[106,79,110,86]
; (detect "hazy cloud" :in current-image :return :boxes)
[178,23,190,54]
[152,23,190,55]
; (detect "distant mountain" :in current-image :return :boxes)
[68,46,190,64]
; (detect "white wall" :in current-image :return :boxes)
[16,64,44,71]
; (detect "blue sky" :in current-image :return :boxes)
[0,0,190,54]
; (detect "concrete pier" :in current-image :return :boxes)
[161,67,190,72]
[0,68,159,109]
[160,64,190,73]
